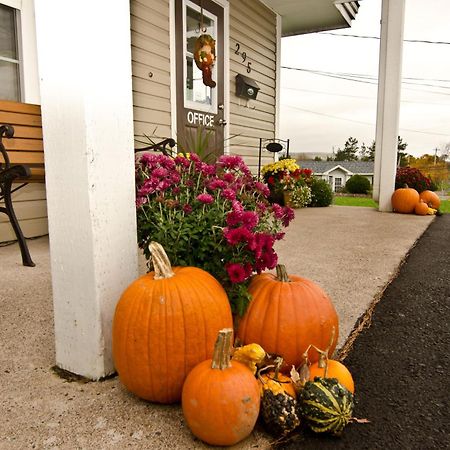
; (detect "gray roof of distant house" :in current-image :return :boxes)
[297,160,374,174]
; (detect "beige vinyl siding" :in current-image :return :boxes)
[0,184,48,241]
[130,0,172,147]
[229,0,277,172]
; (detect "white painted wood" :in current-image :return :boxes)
[34,0,138,379]
[19,0,40,104]
[373,0,405,211]
[0,0,21,10]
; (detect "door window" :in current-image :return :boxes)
[0,4,21,101]
[184,0,217,113]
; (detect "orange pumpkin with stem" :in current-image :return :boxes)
[112,242,233,403]
[391,186,420,213]
[237,264,339,369]
[419,190,441,209]
[182,328,260,446]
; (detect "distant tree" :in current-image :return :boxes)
[314,156,323,161]
[358,141,374,161]
[441,143,450,161]
[335,137,359,161]
[397,136,409,167]
[359,136,409,165]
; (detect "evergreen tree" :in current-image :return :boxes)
[335,137,359,161]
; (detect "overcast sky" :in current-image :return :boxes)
[280,0,450,158]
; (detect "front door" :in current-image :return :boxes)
[175,0,225,160]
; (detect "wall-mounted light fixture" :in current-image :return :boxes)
[235,74,260,100]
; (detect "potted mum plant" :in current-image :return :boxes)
[261,159,313,208]
[135,152,295,315]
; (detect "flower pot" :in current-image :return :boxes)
[283,191,296,208]
[269,190,284,206]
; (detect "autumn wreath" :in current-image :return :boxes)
[194,34,216,88]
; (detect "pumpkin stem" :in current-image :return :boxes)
[275,264,291,282]
[273,356,284,380]
[149,241,175,280]
[211,328,233,370]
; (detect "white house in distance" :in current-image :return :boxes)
[0,0,406,379]
[298,160,375,192]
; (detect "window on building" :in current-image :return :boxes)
[334,177,342,192]
[0,4,21,101]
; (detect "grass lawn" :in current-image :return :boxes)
[333,196,378,208]
[333,196,450,213]
[439,199,450,214]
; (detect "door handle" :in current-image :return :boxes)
[218,118,227,126]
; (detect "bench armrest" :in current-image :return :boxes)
[0,124,15,171]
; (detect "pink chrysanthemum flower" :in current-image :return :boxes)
[196,193,214,204]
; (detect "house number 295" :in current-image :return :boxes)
[235,43,252,73]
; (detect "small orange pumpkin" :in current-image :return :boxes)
[237,264,339,368]
[309,359,355,393]
[419,190,441,209]
[391,186,420,213]
[112,242,233,403]
[182,329,260,446]
[414,200,429,216]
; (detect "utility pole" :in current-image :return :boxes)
[434,147,438,165]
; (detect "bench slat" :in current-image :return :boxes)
[1,151,44,165]
[3,138,44,152]
[0,111,42,127]
[0,100,41,115]
[4,125,43,139]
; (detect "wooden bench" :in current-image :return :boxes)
[0,100,44,266]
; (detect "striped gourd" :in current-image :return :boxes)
[299,377,354,436]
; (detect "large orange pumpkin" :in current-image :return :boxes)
[419,190,441,209]
[112,242,233,403]
[309,359,355,393]
[237,265,339,368]
[182,328,260,446]
[414,200,429,216]
[391,186,419,213]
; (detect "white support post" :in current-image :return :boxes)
[373,0,405,211]
[34,1,138,379]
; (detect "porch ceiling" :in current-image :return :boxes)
[263,0,360,37]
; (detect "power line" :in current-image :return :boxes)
[282,65,450,86]
[281,66,450,95]
[282,104,450,137]
[281,86,450,106]
[320,32,450,45]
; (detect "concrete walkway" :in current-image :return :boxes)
[0,206,434,449]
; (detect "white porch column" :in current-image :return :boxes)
[372,0,405,211]
[34,1,138,379]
